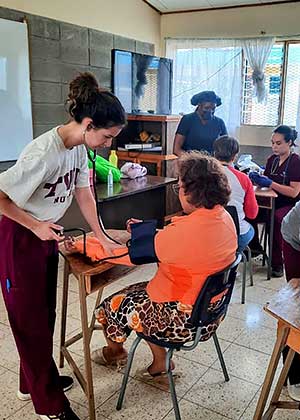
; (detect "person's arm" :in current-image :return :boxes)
[270,180,300,198]
[74,186,123,255]
[173,116,189,157]
[0,151,64,241]
[220,119,228,136]
[173,133,186,157]
[0,189,63,241]
[243,176,259,219]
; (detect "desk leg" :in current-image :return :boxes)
[88,288,104,339]
[59,260,70,368]
[79,275,96,420]
[253,326,290,420]
[267,199,275,280]
[157,162,162,177]
[262,347,295,420]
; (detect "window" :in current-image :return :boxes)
[242,41,300,126]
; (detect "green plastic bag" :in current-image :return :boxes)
[88,153,121,183]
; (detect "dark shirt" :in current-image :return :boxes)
[176,111,227,154]
[264,153,300,208]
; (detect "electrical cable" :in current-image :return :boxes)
[87,148,122,245]
[173,50,242,100]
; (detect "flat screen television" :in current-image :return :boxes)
[112,49,173,115]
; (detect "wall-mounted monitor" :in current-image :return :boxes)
[112,49,173,115]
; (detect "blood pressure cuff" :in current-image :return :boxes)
[127,220,159,265]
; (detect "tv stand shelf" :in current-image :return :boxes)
[127,114,182,122]
[115,114,182,216]
[116,151,177,177]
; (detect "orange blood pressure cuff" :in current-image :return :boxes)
[74,236,132,265]
[74,220,159,266]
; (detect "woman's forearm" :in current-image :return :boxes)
[271,181,299,198]
[75,187,107,241]
[0,192,39,231]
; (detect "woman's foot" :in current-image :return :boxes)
[288,381,300,401]
[91,346,127,367]
[147,359,175,376]
[271,266,284,277]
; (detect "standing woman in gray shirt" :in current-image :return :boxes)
[0,72,126,420]
[281,201,300,402]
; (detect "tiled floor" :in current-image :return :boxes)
[0,259,297,419]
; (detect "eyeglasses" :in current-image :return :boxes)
[172,183,180,195]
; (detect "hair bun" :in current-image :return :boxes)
[68,72,99,104]
[291,128,298,142]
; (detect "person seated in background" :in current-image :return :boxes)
[248,125,300,277]
[213,135,258,252]
[91,152,237,377]
[281,201,300,401]
[173,91,227,156]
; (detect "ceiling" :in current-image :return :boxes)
[144,0,299,13]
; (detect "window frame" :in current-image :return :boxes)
[241,40,300,127]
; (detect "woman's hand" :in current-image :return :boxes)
[32,222,64,241]
[126,218,143,233]
[249,172,272,188]
[64,236,77,253]
[100,238,124,256]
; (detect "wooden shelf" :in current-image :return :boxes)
[127,114,181,122]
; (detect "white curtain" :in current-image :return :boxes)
[295,92,300,155]
[241,37,275,103]
[166,38,242,136]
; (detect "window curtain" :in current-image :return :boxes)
[295,93,300,155]
[241,37,275,103]
[166,38,242,136]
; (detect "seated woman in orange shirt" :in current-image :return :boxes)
[92,152,237,377]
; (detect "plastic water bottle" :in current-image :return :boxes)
[109,150,118,167]
[107,169,113,188]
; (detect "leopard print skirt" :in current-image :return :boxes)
[95,282,218,344]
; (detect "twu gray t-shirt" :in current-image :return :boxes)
[281,201,300,251]
[0,127,89,222]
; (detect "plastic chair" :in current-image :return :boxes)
[116,254,242,420]
[225,205,254,304]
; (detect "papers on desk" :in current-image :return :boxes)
[118,146,162,152]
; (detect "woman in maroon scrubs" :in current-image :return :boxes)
[249,125,300,277]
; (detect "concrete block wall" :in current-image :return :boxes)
[0,6,154,170]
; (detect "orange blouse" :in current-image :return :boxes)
[146,206,237,305]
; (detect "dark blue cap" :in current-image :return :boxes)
[191,91,222,107]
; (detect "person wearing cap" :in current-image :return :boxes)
[173,91,227,156]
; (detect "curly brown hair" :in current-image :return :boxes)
[178,151,231,209]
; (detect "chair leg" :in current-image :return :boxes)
[241,252,247,304]
[263,224,268,267]
[116,335,142,410]
[245,246,254,287]
[213,333,229,382]
[166,348,181,420]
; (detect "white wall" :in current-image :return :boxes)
[161,2,300,40]
[0,0,161,54]
[161,2,300,146]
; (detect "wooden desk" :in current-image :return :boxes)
[116,151,178,177]
[254,187,278,280]
[59,230,134,420]
[254,278,300,419]
[59,175,176,231]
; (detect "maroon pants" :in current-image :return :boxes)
[249,205,292,268]
[0,216,69,415]
[282,239,300,385]
[272,206,293,268]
